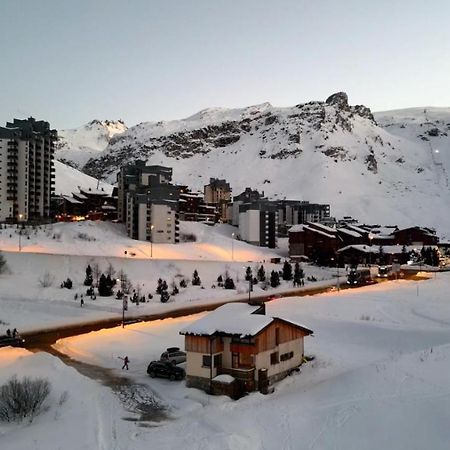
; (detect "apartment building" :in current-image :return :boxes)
[204,178,232,222]
[0,118,56,223]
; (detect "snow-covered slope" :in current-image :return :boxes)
[56,119,127,168]
[81,93,450,236]
[374,107,450,189]
[54,160,113,196]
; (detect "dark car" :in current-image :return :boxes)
[147,360,185,381]
[0,335,25,348]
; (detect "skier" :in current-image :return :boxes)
[6,329,11,337]
[120,356,129,370]
[12,328,18,338]
[80,295,84,307]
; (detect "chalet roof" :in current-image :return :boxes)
[307,222,336,233]
[346,224,369,235]
[337,244,416,254]
[303,224,335,239]
[288,224,305,233]
[62,195,82,204]
[180,302,312,337]
[338,228,362,238]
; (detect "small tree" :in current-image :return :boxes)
[282,261,293,281]
[156,278,164,295]
[217,275,223,287]
[160,290,170,303]
[64,278,73,289]
[179,278,188,288]
[293,262,304,286]
[192,270,201,286]
[224,276,235,290]
[106,263,116,279]
[245,266,253,282]
[270,270,280,288]
[98,274,112,296]
[84,265,93,286]
[257,265,266,282]
[170,281,179,296]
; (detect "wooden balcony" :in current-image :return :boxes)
[218,367,255,382]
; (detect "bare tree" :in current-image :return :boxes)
[38,271,54,288]
[92,263,101,287]
[106,262,116,279]
[0,252,7,274]
[0,376,51,423]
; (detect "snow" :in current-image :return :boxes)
[54,160,113,196]
[56,119,127,168]
[338,228,362,238]
[4,274,450,449]
[0,221,334,332]
[179,303,273,336]
[213,374,235,384]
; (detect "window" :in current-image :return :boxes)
[270,352,279,365]
[213,354,222,368]
[280,351,294,362]
[202,355,211,367]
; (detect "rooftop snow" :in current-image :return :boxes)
[338,228,362,238]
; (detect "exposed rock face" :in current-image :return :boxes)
[83,93,379,181]
[326,92,349,109]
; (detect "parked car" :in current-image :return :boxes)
[160,347,186,364]
[0,334,25,348]
[147,361,185,380]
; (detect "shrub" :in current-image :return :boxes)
[0,376,51,423]
[39,271,54,288]
[179,233,197,242]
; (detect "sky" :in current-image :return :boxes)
[0,0,449,130]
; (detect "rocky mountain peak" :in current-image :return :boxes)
[326,92,349,109]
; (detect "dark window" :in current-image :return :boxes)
[213,354,222,368]
[270,352,279,365]
[202,355,211,367]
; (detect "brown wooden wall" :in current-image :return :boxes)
[185,335,223,353]
[255,320,306,353]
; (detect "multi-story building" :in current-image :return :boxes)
[238,201,278,248]
[230,188,265,226]
[0,118,56,223]
[117,161,172,222]
[204,178,232,222]
[117,161,180,243]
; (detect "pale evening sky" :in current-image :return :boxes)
[0,0,449,129]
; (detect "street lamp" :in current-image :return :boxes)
[18,214,23,251]
[231,232,235,261]
[150,224,154,258]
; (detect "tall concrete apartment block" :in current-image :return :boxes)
[117,161,179,243]
[0,118,56,223]
[204,178,232,222]
[239,201,278,248]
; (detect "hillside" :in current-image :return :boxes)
[54,160,113,196]
[56,119,127,168]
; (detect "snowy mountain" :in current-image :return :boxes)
[56,119,127,168]
[77,93,450,236]
[54,160,113,196]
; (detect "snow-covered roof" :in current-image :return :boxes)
[180,303,312,337]
[347,224,369,234]
[62,195,83,204]
[337,244,416,254]
[303,225,335,239]
[72,192,88,200]
[289,224,305,233]
[308,222,336,233]
[338,228,362,238]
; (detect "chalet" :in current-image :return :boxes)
[180,303,313,398]
[394,227,438,246]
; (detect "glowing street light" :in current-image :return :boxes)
[150,224,154,258]
[18,214,23,251]
[231,232,235,261]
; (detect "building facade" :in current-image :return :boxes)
[204,178,232,222]
[238,201,278,248]
[0,118,56,223]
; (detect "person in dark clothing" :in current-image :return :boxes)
[121,356,129,370]
[6,329,11,337]
[80,296,84,307]
[12,328,17,338]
